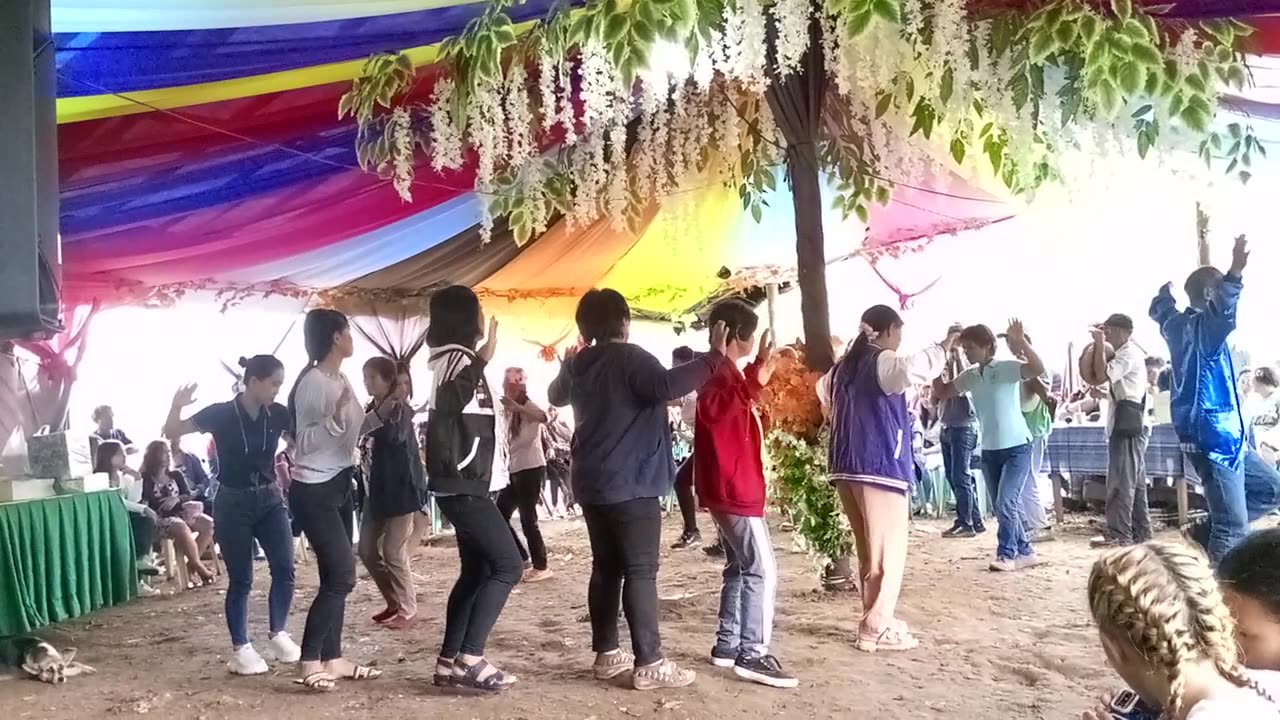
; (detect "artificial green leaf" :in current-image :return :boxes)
[1096,78,1121,116]
[1181,104,1210,133]
[1225,158,1238,174]
[1128,43,1162,67]
[1228,122,1243,138]
[1131,103,1153,118]
[1029,30,1057,63]
[874,185,891,205]
[1226,64,1247,90]
[1111,0,1132,22]
[604,13,629,43]
[875,93,893,118]
[1239,170,1253,184]
[493,24,517,46]
[751,203,763,223]
[979,121,994,138]
[1054,22,1077,50]
[1117,61,1143,95]
[1185,72,1207,94]
[950,136,966,164]
[872,0,900,22]
[1144,69,1161,95]
[854,203,869,224]
[633,18,657,44]
[845,9,873,37]
[1122,18,1149,42]
[1137,129,1152,158]
[1080,14,1103,47]
[1166,92,1185,119]
[1011,69,1030,110]
[940,66,955,105]
[905,75,915,101]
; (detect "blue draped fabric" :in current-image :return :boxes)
[54,0,578,97]
[227,192,485,287]
[60,125,354,236]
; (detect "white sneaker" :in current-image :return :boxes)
[137,581,160,598]
[228,644,270,675]
[264,632,302,663]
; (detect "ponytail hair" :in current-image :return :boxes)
[288,308,350,429]
[239,354,284,384]
[575,288,630,345]
[844,304,903,361]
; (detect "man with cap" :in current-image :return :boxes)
[1089,313,1151,547]
[1150,235,1280,563]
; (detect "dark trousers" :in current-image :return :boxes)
[215,482,296,648]
[291,469,355,662]
[128,510,154,560]
[673,456,698,534]
[436,494,523,657]
[941,426,983,530]
[496,466,548,570]
[582,498,663,666]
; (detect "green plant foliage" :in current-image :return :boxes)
[766,429,852,563]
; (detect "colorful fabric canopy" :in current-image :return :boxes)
[51,0,1278,352]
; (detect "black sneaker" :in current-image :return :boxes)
[710,645,738,668]
[941,524,970,538]
[703,541,725,558]
[733,654,798,688]
[671,530,702,550]
[973,524,988,535]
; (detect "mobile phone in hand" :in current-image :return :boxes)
[1108,689,1160,720]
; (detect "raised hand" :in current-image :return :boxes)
[561,344,578,364]
[478,316,499,362]
[171,383,198,409]
[1006,318,1027,347]
[756,328,776,364]
[1090,325,1106,344]
[941,323,962,352]
[709,320,728,355]
[1230,234,1249,275]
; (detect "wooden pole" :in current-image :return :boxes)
[766,283,778,334]
[1196,202,1211,267]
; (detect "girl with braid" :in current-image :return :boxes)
[1085,541,1280,719]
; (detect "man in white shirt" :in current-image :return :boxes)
[1091,314,1152,547]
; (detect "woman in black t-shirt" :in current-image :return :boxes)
[164,354,300,676]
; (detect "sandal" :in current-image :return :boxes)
[855,626,919,653]
[294,672,337,692]
[433,656,457,687]
[327,661,382,680]
[453,659,517,692]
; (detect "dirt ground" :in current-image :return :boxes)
[3,512,1128,720]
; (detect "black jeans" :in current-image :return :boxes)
[436,494,523,657]
[673,456,698,535]
[290,469,356,662]
[582,497,663,666]
[128,510,155,560]
[496,466,548,570]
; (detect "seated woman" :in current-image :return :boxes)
[93,440,160,596]
[139,440,216,586]
[1218,528,1280,671]
[1085,541,1280,719]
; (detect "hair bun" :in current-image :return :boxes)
[237,356,250,368]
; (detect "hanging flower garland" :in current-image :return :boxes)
[340,0,1259,246]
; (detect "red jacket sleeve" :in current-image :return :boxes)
[697,362,751,424]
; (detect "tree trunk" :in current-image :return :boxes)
[1196,202,1211,267]
[789,149,834,372]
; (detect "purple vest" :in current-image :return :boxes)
[828,343,914,492]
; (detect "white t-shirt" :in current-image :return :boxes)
[1186,670,1280,719]
[292,369,364,484]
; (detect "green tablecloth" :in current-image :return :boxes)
[0,491,136,636]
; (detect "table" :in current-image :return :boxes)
[1044,423,1199,526]
[0,490,136,636]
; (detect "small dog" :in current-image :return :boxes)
[1,636,95,684]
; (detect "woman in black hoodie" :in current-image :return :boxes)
[549,288,726,691]
[423,285,522,692]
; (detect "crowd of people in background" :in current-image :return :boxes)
[75,235,1280,715]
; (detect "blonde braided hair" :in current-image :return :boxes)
[1088,541,1275,718]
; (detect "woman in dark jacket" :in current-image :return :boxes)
[139,440,217,585]
[424,285,521,692]
[548,288,725,690]
[358,357,427,631]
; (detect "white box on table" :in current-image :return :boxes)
[0,478,57,502]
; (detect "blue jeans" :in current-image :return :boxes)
[1187,449,1280,564]
[981,443,1034,561]
[214,483,296,648]
[942,427,982,530]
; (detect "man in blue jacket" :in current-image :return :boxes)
[1150,235,1280,563]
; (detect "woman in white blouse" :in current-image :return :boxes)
[286,309,379,690]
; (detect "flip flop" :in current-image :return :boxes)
[294,672,337,692]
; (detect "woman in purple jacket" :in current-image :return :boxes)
[825,305,956,653]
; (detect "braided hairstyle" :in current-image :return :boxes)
[1088,542,1276,717]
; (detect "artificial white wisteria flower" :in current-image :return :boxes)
[556,59,577,144]
[428,78,465,172]
[389,106,414,202]
[505,62,536,168]
[722,0,768,93]
[537,48,558,131]
[470,76,507,242]
[523,158,550,238]
[770,0,812,78]
[579,39,617,131]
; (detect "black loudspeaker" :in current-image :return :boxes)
[0,0,62,341]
